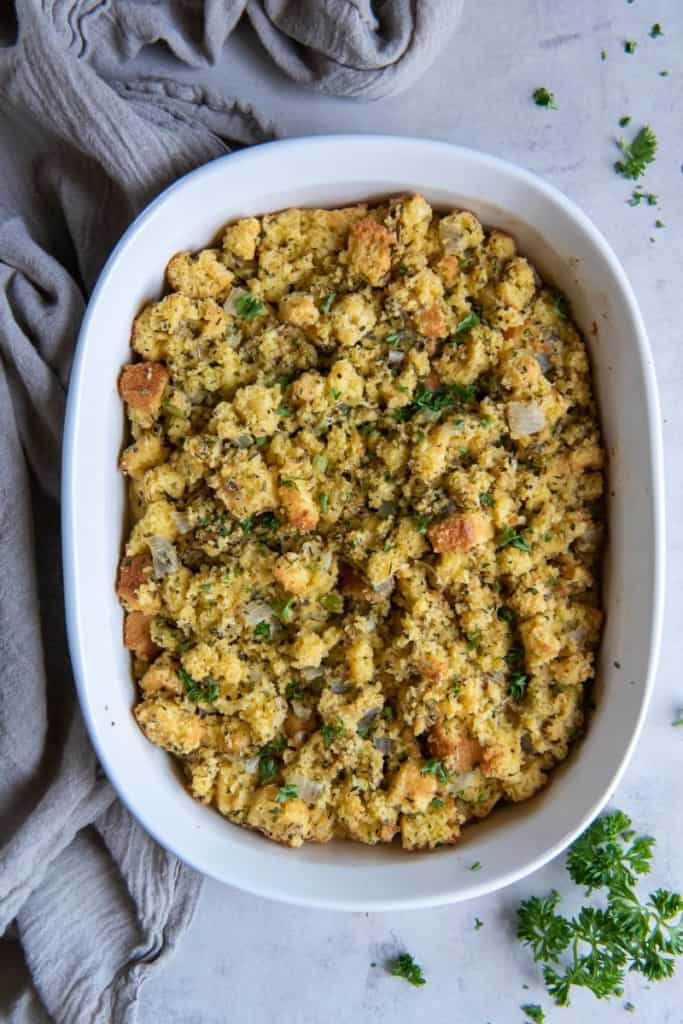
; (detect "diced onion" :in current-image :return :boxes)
[507,401,546,436]
[148,536,179,580]
[372,736,393,755]
[301,666,324,681]
[243,600,276,627]
[243,756,260,775]
[288,775,324,804]
[387,349,405,365]
[172,511,193,535]
[358,708,381,731]
[330,679,349,694]
[535,351,552,374]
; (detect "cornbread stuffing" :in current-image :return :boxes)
[117,196,604,850]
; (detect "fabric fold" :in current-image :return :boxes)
[1,1,464,1020]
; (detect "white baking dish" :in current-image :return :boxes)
[62,136,664,910]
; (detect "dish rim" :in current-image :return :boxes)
[62,135,665,910]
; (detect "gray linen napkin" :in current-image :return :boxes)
[0,1,463,1021]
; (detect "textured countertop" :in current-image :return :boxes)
[49,0,683,1020]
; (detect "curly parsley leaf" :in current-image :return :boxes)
[533,87,557,109]
[615,126,657,180]
[321,720,345,747]
[496,526,532,553]
[521,1005,545,1024]
[517,812,683,1007]
[389,952,426,987]
[508,673,529,700]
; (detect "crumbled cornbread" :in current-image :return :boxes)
[117,196,604,850]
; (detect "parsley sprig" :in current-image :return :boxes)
[533,87,557,109]
[389,952,426,987]
[615,126,657,180]
[234,293,265,320]
[517,811,683,1007]
[393,380,476,422]
[179,668,218,703]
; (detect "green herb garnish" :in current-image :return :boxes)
[385,330,403,344]
[415,515,431,534]
[517,810,683,1007]
[497,526,532,553]
[322,292,336,314]
[479,492,494,508]
[275,784,298,803]
[521,1005,545,1024]
[389,953,426,987]
[321,592,343,614]
[650,23,663,38]
[420,759,450,784]
[508,673,529,700]
[554,292,570,320]
[628,190,658,206]
[470,861,482,872]
[452,310,481,337]
[272,597,295,623]
[624,39,637,54]
[254,621,271,640]
[179,668,218,703]
[234,293,265,319]
[475,917,484,930]
[285,680,304,700]
[619,116,631,127]
[258,755,279,785]
[615,126,657,180]
[319,493,329,514]
[276,406,292,417]
[533,87,557,109]
[321,720,345,747]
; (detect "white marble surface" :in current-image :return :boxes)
[53,1,683,1020]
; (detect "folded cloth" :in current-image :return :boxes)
[0,1,463,1021]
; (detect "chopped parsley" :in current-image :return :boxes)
[331,388,341,400]
[672,714,683,727]
[321,720,344,747]
[388,953,426,987]
[533,87,557,109]
[508,673,529,701]
[496,526,532,553]
[466,630,482,652]
[521,1005,545,1024]
[254,621,271,640]
[470,861,482,872]
[385,330,403,344]
[497,606,515,623]
[615,125,657,180]
[321,592,343,614]
[275,784,298,803]
[394,380,477,423]
[479,491,494,508]
[601,49,607,60]
[178,668,218,704]
[650,23,663,38]
[319,493,329,514]
[276,406,292,417]
[659,69,669,76]
[415,515,431,534]
[655,219,665,228]
[628,189,658,206]
[381,705,394,721]
[420,758,450,784]
[619,116,631,127]
[272,597,295,623]
[322,292,336,314]
[624,39,637,54]
[430,798,445,810]
[474,917,484,930]
[554,292,570,320]
[285,680,304,700]
[234,293,265,319]
[258,754,279,785]
[452,310,481,337]
[517,810,683,1006]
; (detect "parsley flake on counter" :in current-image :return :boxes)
[470,861,482,872]
[624,39,637,54]
[625,1002,636,1013]
[389,953,426,987]
[601,49,607,60]
[650,23,663,38]
[655,219,665,228]
[521,1005,545,1024]
[234,293,265,319]
[673,714,683,727]
[475,917,484,930]
[420,758,450,784]
[275,784,298,803]
[659,69,669,76]
[615,126,657,179]
[533,87,557,109]
[628,190,658,207]
[619,116,631,127]
[517,810,683,1007]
